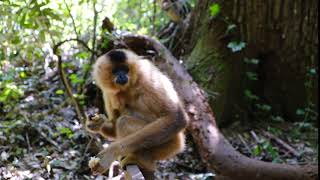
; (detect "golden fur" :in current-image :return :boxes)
[86,49,188,175]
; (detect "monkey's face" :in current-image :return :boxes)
[93,49,138,92]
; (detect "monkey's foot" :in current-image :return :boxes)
[120,155,140,170]
[120,155,156,170]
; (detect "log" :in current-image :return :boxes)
[116,34,318,180]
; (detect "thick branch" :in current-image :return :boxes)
[118,34,318,180]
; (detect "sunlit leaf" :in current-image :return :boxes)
[227,41,246,52]
[19,71,27,79]
[296,109,305,115]
[55,89,64,95]
[210,3,220,17]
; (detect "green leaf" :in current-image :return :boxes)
[246,72,258,80]
[75,52,90,59]
[209,3,220,17]
[244,90,259,101]
[19,71,27,79]
[55,89,64,95]
[308,68,317,76]
[226,24,236,34]
[256,104,272,111]
[69,74,84,84]
[296,109,305,116]
[252,145,261,156]
[271,116,284,122]
[57,127,74,138]
[227,41,246,52]
[244,58,260,65]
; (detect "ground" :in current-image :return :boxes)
[0,65,317,180]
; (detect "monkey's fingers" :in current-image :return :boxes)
[89,157,108,175]
[88,113,100,121]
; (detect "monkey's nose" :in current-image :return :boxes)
[116,74,128,85]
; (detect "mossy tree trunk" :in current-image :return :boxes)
[184,0,318,125]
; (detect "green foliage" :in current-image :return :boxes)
[56,127,74,138]
[209,3,220,17]
[0,83,24,103]
[227,41,246,52]
[244,58,259,65]
[253,139,281,163]
[55,89,65,95]
[244,89,259,101]
[69,74,84,84]
[246,72,258,81]
[112,0,168,34]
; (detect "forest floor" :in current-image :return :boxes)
[0,64,318,180]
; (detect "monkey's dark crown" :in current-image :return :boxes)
[108,50,126,64]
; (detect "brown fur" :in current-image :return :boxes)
[86,49,188,175]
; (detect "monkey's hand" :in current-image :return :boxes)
[86,113,116,140]
[88,146,119,175]
[86,114,106,132]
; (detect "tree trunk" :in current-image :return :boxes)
[184,0,318,125]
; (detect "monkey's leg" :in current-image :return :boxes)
[120,152,155,180]
[115,115,148,138]
[150,132,185,160]
[116,115,155,179]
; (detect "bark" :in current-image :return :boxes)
[184,0,318,125]
[116,34,318,180]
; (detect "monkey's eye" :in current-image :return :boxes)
[112,65,129,74]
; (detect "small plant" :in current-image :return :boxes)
[209,3,220,17]
[227,41,246,52]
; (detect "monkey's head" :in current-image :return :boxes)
[93,49,139,92]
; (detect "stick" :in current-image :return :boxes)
[124,165,145,180]
[262,131,301,157]
[238,134,251,153]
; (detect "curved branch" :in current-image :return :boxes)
[53,39,93,124]
[116,34,318,180]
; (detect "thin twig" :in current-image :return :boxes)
[262,131,301,157]
[250,130,261,144]
[53,38,96,124]
[81,0,99,93]
[238,134,251,153]
[81,136,94,163]
[22,113,61,151]
[25,132,31,152]
[63,0,80,39]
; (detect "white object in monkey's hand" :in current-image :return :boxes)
[88,156,107,175]
[88,147,118,175]
[88,157,100,169]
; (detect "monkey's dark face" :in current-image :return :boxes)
[93,49,139,92]
[108,50,130,86]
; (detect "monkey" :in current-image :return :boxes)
[158,0,191,23]
[85,49,188,177]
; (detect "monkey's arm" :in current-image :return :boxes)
[86,114,116,139]
[103,92,115,121]
[115,110,187,154]
[90,108,187,174]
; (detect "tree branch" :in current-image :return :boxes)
[52,39,95,124]
[112,34,318,180]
